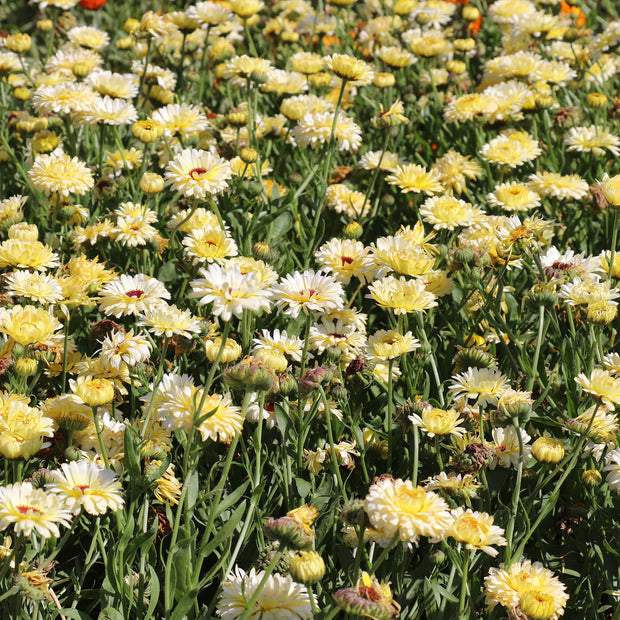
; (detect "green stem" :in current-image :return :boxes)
[504,419,525,565]
[204,321,232,393]
[608,209,619,281]
[92,407,111,470]
[319,385,349,503]
[386,359,395,471]
[411,424,420,486]
[371,531,399,573]
[513,402,601,560]
[526,305,546,393]
[416,313,444,406]
[238,549,284,620]
[458,550,472,619]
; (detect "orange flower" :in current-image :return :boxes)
[469,14,483,35]
[80,0,107,8]
[560,0,586,28]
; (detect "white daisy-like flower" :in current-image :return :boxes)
[189,263,272,321]
[46,460,124,516]
[271,270,344,318]
[137,304,202,338]
[80,96,138,126]
[449,368,510,406]
[291,111,362,151]
[252,329,305,362]
[98,274,171,318]
[165,148,232,198]
[364,477,452,544]
[4,270,63,304]
[0,482,73,538]
[603,448,620,494]
[98,329,152,369]
[217,566,315,620]
[488,426,531,469]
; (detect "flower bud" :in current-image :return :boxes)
[263,516,315,550]
[372,72,395,88]
[531,437,565,463]
[340,499,370,528]
[36,19,54,32]
[581,469,602,487]
[446,60,467,75]
[278,373,299,397]
[453,347,496,374]
[224,356,276,392]
[14,357,38,378]
[6,33,31,54]
[30,468,53,489]
[586,92,608,108]
[343,221,363,240]
[289,550,326,585]
[298,366,334,396]
[64,446,83,461]
[239,147,258,164]
[462,6,480,21]
[454,38,476,52]
[140,172,165,194]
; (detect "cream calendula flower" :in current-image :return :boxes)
[165,148,232,198]
[0,305,62,346]
[0,482,73,538]
[315,238,375,284]
[324,53,375,85]
[217,566,314,620]
[386,164,444,195]
[28,153,94,197]
[367,330,419,361]
[528,172,589,200]
[420,195,485,230]
[575,368,620,407]
[364,478,452,544]
[46,460,124,515]
[189,263,272,321]
[367,275,437,315]
[292,111,362,152]
[137,304,202,339]
[4,270,63,304]
[271,270,344,318]
[487,182,541,212]
[447,508,506,557]
[481,131,541,167]
[98,274,170,318]
[484,559,569,619]
[449,368,510,406]
[600,173,620,206]
[409,406,466,437]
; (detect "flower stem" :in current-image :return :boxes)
[458,550,472,619]
[91,406,111,470]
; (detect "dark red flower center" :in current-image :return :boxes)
[125,289,145,298]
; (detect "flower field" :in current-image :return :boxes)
[1,0,620,617]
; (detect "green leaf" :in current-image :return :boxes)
[157,261,178,283]
[98,608,125,620]
[170,589,200,620]
[295,477,312,498]
[269,211,293,239]
[199,501,246,557]
[185,470,199,512]
[57,611,95,620]
[144,566,160,620]
[213,480,250,518]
